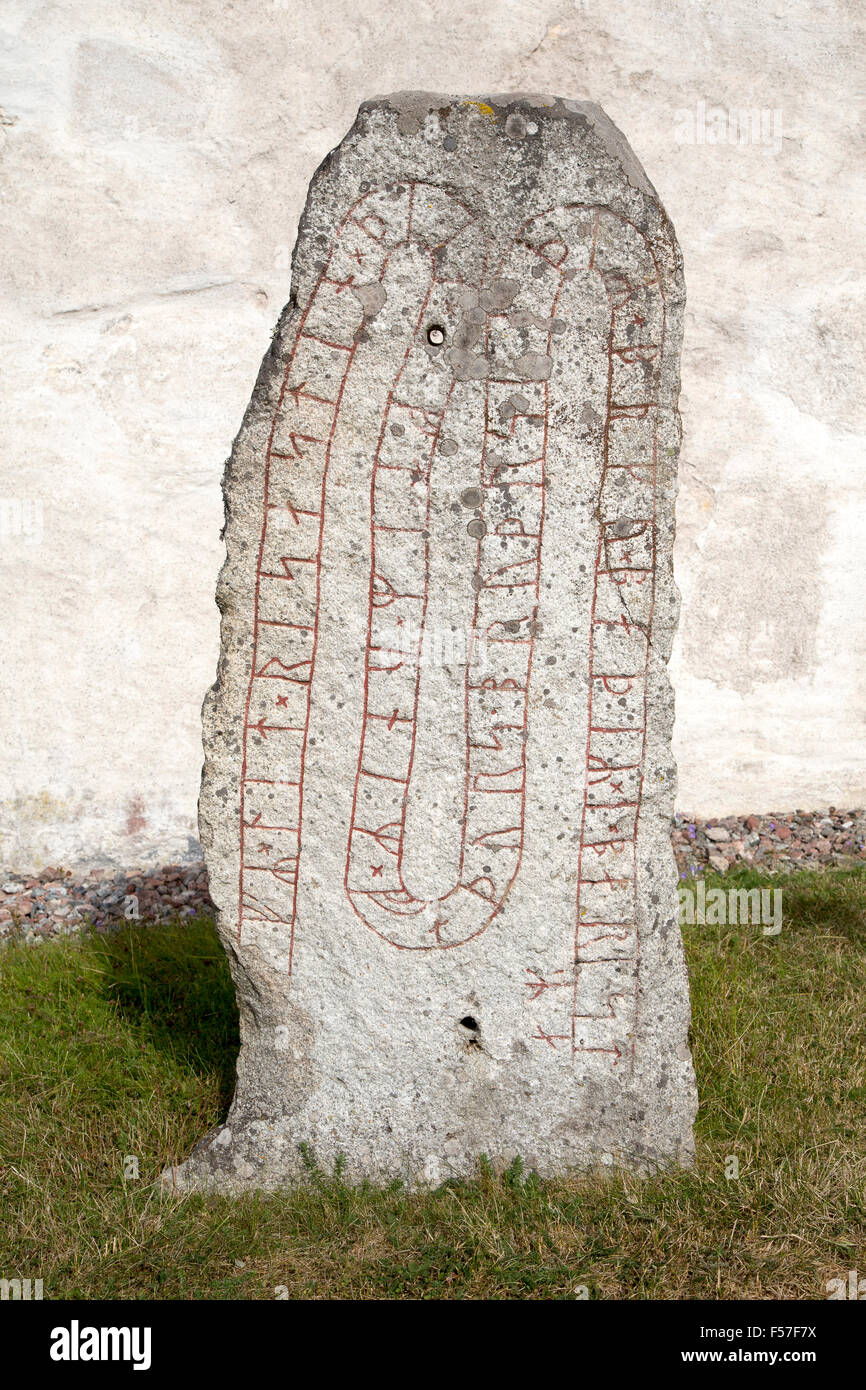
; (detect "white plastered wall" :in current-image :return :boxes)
[1,0,863,868]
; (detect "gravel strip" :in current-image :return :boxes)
[0,863,212,945]
[1,808,864,944]
[673,807,865,879]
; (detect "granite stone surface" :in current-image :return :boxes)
[165,93,698,1190]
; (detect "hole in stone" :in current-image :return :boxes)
[427,324,446,346]
[460,1016,479,1031]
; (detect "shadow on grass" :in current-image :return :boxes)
[89,914,239,1108]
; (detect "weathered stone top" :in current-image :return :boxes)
[367,92,660,201]
[280,94,683,337]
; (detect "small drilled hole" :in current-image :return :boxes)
[460,1016,478,1031]
[427,324,446,346]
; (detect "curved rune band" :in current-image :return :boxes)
[237,180,664,1065]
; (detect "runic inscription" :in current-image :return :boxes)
[170,94,697,1192]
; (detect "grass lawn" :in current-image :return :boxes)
[1,866,864,1300]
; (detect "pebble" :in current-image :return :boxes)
[1,808,863,943]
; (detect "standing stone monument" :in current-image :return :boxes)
[167,93,697,1190]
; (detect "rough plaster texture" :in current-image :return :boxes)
[1,1,864,871]
[162,93,697,1189]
